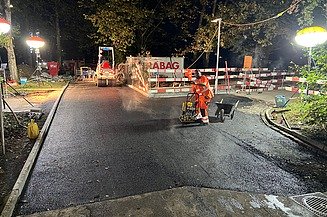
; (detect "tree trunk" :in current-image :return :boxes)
[212,0,217,17]
[5,39,18,80]
[204,52,210,67]
[192,0,207,68]
[4,0,18,81]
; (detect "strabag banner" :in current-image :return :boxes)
[147,57,185,78]
[148,57,184,71]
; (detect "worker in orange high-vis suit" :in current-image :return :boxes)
[192,70,214,124]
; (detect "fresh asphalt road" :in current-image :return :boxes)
[17,82,327,215]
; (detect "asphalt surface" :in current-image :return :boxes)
[16,82,327,215]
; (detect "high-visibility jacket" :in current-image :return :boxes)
[192,75,214,110]
[184,69,192,80]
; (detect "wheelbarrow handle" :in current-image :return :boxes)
[234,100,239,109]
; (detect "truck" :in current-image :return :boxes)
[95,46,125,87]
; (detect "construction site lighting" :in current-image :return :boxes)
[295,26,327,47]
[26,36,45,49]
[0,18,10,34]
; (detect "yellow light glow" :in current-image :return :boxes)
[295,26,327,47]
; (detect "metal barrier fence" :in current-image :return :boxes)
[145,68,301,97]
[126,58,308,97]
[284,76,326,95]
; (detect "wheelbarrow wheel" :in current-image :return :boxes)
[219,109,225,122]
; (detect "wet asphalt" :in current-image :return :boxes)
[17,82,327,215]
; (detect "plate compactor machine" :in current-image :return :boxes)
[179,92,239,124]
[179,93,201,124]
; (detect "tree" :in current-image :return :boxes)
[190,0,302,67]
[11,0,95,67]
[82,0,200,61]
[0,0,18,81]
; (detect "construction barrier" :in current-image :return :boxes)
[126,56,319,98]
[144,68,303,97]
[283,77,327,95]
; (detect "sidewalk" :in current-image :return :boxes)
[20,187,320,217]
[232,89,299,106]
[2,96,40,113]
[2,90,62,113]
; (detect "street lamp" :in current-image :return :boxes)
[0,18,10,34]
[0,17,10,155]
[26,34,45,77]
[211,18,222,94]
[295,26,327,68]
[295,26,327,95]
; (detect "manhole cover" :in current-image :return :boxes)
[290,192,327,217]
[303,196,327,216]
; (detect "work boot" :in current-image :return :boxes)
[202,116,209,124]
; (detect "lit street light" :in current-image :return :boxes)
[0,18,11,34]
[0,17,11,155]
[295,26,327,95]
[211,18,222,94]
[26,34,45,78]
[26,35,46,49]
[295,26,327,68]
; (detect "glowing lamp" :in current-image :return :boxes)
[295,26,327,47]
[0,18,10,34]
[26,36,45,49]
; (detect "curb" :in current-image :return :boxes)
[261,109,327,156]
[1,82,70,217]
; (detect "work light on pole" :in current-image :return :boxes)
[0,18,10,34]
[295,26,327,94]
[295,26,327,48]
[26,36,45,49]
[26,34,46,82]
[295,26,327,68]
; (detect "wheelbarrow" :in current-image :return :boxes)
[215,99,239,123]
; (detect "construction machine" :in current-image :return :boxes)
[95,46,125,87]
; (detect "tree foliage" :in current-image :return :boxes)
[86,0,151,53]
[83,0,199,59]
[2,0,326,70]
[212,1,299,66]
[11,0,94,63]
[82,0,315,67]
